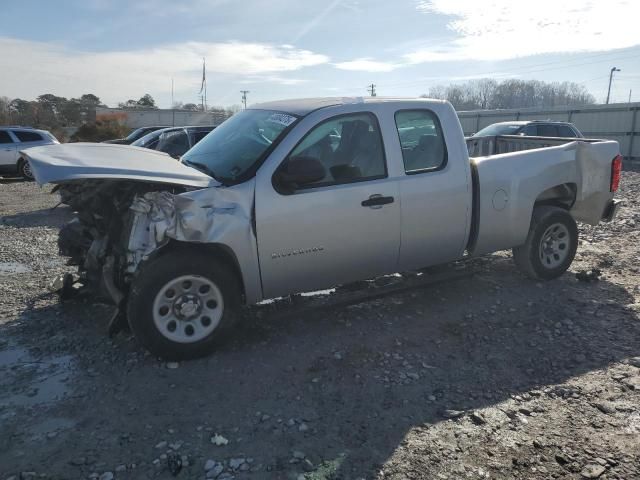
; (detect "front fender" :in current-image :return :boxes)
[126,180,262,304]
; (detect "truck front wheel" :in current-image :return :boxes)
[512,206,578,280]
[127,250,240,360]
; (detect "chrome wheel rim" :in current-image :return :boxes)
[539,223,570,269]
[152,275,224,343]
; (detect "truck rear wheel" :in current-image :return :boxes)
[126,250,240,360]
[512,206,578,280]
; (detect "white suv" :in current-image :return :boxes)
[0,127,59,179]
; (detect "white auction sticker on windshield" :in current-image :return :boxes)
[266,113,297,127]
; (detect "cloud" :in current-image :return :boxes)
[333,58,401,72]
[335,0,640,74]
[0,37,328,105]
[412,0,640,61]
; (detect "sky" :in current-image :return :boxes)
[1,0,639,108]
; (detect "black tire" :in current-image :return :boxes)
[17,158,34,181]
[126,250,241,360]
[512,206,578,280]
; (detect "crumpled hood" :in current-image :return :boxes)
[22,142,217,188]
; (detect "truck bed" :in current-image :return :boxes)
[468,139,619,256]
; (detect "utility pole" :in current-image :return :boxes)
[241,90,250,109]
[199,58,207,111]
[367,83,376,97]
[629,89,632,103]
[606,67,620,104]
[171,78,175,126]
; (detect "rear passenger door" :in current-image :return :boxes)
[0,131,17,166]
[393,109,471,271]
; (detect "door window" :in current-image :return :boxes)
[13,131,43,142]
[191,130,211,144]
[282,112,386,189]
[521,125,538,136]
[0,131,14,144]
[537,124,559,137]
[157,130,190,157]
[394,110,446,173]
[557,125,577,137]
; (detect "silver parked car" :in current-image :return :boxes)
[0,127,59,179]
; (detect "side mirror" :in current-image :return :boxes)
[275,156,326,191]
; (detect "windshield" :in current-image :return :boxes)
[131,128,180,148]
[125,127,147,141]
[473,123,524,137]
[181,109,298,183]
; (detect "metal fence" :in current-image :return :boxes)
[95,107,229,128]
[457,102,640,167]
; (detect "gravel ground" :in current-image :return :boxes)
[0,173,639,480]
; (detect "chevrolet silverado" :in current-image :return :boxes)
[24,97,623,359]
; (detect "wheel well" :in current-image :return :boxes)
[159,240,246,300]
[533,183,577,210]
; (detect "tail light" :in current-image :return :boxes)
[610,154,622,192]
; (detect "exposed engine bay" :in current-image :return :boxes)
[55,180,189,306]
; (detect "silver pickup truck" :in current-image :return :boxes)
[24,97,623,359]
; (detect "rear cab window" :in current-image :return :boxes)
[13,131,43,142]
[394,110,447,173]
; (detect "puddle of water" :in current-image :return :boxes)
[0,346,30,368]
[25,416,77,440]
[0,261,32,275]
[0,344,74,407]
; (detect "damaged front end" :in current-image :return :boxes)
[55,181,189,308]
[53,177,260,334]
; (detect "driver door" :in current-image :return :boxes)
[255,112,401,299]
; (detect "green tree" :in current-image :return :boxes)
[8,99,37,126]
[137,94,157,108]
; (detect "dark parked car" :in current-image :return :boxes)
[103,126,169,145]
[472,120,583,138]
[131,126,216,158]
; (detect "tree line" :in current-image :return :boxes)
[0,93,161,140]
[422,79,595,111]
[0,93,237,142]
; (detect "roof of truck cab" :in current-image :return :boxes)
[250,97,447,116]
[489,120,574,125]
